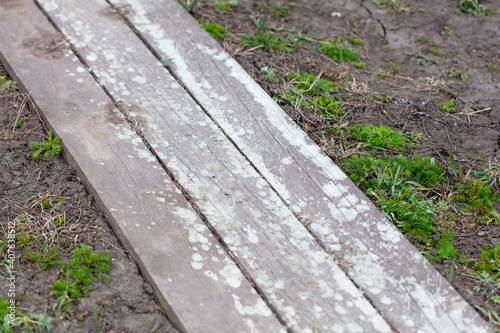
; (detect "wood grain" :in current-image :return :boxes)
[0,1,285,332]
[36,0,395,331]
[106,0,493,332]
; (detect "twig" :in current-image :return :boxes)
[444,126,455,150]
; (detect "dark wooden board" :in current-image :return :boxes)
[107,0,492,331]
[0,1,285,332]
[36,0,396,331]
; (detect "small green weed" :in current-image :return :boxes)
[92,303,101,333]
[473,158,500,187]
[0,296,53,333]
[488,60,499,73]
[159,56,174,67]
[318,36,359,63]
[348,124,416,152]
[310,96,345,118]
[199,20,227,40]
[441,26,452,37]
[0,76,18,90]
[415,35,435,46]
[260,67,277,82]
[50,244,111,316]
[475,306,500,330]
[30,131,63,162]
[0,153,9,172]
[372,0,410,13]
[452,178,500,215]
[389,62,399,74]
[13,117,28,129]
[473,271,500,304]
[459,0,498,17]
[418,7,425,13]
[23,181,68,213]
[416,59,432,67]
[178,0,197,12]
[436,232,457,261]
[350,38,364,46]
[257,1,289,17]
[447,67,473,82]
[474,244,500,274]
[284,72,341,97]
[211,0,238,14]
[440,99,456,113]
[23,241,63,271]
[447,263,454,283]
[242,19,295,52]
[430,47,446,56]
[471,156,486,162]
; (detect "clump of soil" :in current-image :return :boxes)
[0,66,177,332]
[191,0,500,325]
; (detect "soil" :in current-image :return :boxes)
[0,65,178,332]
[192,0,500,324]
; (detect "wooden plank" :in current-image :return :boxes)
[0,2,285,332]
[107,0,493,332]
[37,0,395,331]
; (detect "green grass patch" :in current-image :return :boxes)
[242,23,296,52]
[199,20,227,40]
[474,244,500,274]
[472,244,500,304]
[281,72,346,129]
[318,36,359,63]
[348,124,417,152]
[452,179,500,215]
[23,241,63,271]
[50,244,111,316]
[284,72,341,96]
[341,154,444,236]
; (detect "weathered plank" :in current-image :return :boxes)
[0,1,285,332]
[37,0,395,331]
[107,0,492,332]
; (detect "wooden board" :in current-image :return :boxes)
[106,0,493,332]
[36,0,395,331]
[0,1,286,332]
